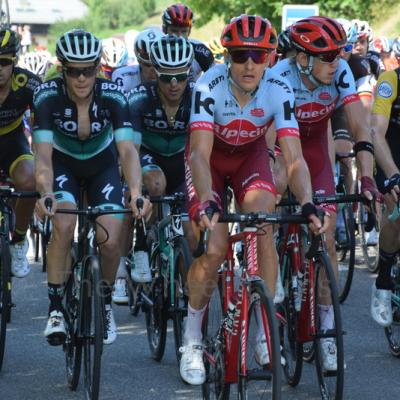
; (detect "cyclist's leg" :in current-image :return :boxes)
[371,194,400,326]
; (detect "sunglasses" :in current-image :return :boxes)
[229,49,269,64]
[0,57,16,67]
[155,69,190,83]
[317,50,342,63]
[63,65,97,78]
[343,44,353,53]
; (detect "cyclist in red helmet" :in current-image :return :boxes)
[271,16,379,371]
[180,14,322,385]
[161,3,214,80]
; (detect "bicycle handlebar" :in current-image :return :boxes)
[277,193,365,207]
[149,193,186,204]
[0,187,40,199]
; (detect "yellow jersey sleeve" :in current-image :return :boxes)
[372,70,398,119]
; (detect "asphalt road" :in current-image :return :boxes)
[0,244,399,400]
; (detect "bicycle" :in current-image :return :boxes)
[56,205,132,400]
[0,185,39,371]
[141,193,191,364]
[199,211,294,400]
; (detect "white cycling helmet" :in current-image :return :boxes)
[20,52,49,76]
[56,29,102,64]
[150,35,193,70]
[101,37,128,68]
[337,18,358,44]
[134,28,164,65]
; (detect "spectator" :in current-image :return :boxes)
[21,25,32,54]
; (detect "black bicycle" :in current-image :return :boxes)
[57,205,132,400]
[0,186,39,371]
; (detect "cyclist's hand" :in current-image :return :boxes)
[384,173,400,203]
[197,200,221,231]
[302,202,325,235]
[360,176,383,203]
[131,195,151,219]
[35,193,57,219]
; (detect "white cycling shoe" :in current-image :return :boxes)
[112,278,129,304]
[179,340,205,385]
[10,240,30,278]
[320,338,337,371]
[255,335,286,366]
[104,305,117,344]
[371,283,392,327]
[130,251,151,283]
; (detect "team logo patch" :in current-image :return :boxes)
[378,81,393,98]
[250,108,264,117]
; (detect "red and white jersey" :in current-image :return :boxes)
[270,58,360,137]
[189,63,299,152]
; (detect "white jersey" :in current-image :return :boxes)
[111,64,142,93]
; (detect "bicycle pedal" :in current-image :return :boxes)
[47,334,66,347]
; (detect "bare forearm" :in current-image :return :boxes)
[191,153,214,202]
[356,151,374,177]
[120,147,142,198]
[287,159,313,205]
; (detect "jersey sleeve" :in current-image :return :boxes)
[32,82,57,143]
[189,74,215,133]
[335,59,360,108]
[192,40,215,72]
[99,81,138,144]
[266,74,300,140]
[372,70,398,119]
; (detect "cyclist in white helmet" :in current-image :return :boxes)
[112,28,164,93]
[19,51,51,80]
[100,37,128,79]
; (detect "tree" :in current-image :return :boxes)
[188,0,398,32]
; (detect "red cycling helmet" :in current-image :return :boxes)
[221,15,277,50]
[290,16,346,54]
[162,4,193,29]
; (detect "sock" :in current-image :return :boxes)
[48,283,64,313]
[376,249,396,290]
[103,283,113,305]
[116,257,127,279]
[318,304,334,332]
[254,302,266,342]
[184,303,207,344]
[11,228,27,244]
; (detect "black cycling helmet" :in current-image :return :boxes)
[56,29,102,64]
[277,28,292,55]
[0,29,20,55]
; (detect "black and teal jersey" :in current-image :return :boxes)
[33,78,138,160]
[128,81,193,156]
[0,67,41,136]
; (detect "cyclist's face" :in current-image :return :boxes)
[139,62,156,82]
[0,54,15,87]
[166,25,191,38]
[63,62,98,99]
[353,39,368,56]
[228,50,270,92]
[298,52,340,85]
[156,67,189,102]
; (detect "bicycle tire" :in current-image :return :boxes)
[384,265,400,357]
[82,256,103,400]
[0,229,11,371]
[145,249,167,361]
[279,253,303,386]
[202,273,230,400]
[314,252,344,400]
[64,269,82,390]
[172,237,191,364]
[358,202,379,273]
[238,280,282,400]
[337,204,356,303]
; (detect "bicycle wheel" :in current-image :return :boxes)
[202,272,229,400]
[336,204,356,303]
[238,280,282,400]
[358,202,379,273]
[314,252,344,400]
[145,250,167,361]
[64,270,82,390]
[172,237,191,364]
[384,264,400,357]
[279,254,303,386]
[82,256,103,400]
[0,231,11,371]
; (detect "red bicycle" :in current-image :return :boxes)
[200,211,312,400]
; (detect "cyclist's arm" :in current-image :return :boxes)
[370,114,399,177]
[34,141,54,195]
[190,130,214,202]
[278,136,313,205]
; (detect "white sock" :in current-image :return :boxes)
[184,303,207,344]
[116,257,127,279]
[318,304,334,332]
[255,302,265,342]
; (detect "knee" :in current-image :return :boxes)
[52,218,75,244]
[101,237,121,258]
[13,166,36,191]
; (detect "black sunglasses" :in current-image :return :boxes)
[155,70,190,83]
[229,49,269,64]
[63,65,97,78]
[0,57,16,67]
[317,50,342,63]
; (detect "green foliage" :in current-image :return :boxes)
[188,0,399,32]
